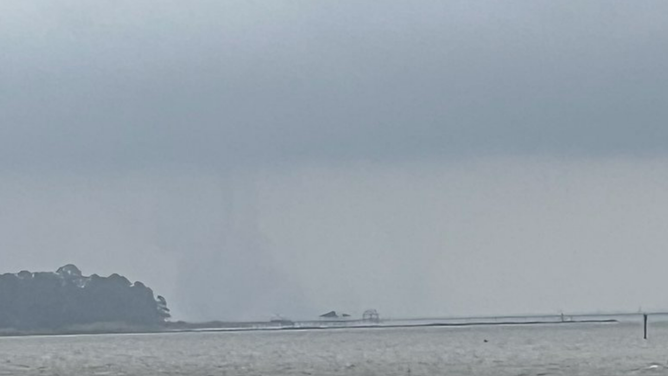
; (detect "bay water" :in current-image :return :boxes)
[0,322,666,375]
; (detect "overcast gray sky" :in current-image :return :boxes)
[1,1,668,320]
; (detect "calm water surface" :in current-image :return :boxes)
[0,322,667,375]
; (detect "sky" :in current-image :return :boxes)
[1,0,668,321]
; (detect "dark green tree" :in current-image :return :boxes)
[0,265,170,330]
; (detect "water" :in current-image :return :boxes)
[0,322,666,375]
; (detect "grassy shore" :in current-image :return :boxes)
[0,322,163,337]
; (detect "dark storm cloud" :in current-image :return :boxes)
[1,0,668,172]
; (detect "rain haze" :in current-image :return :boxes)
[1,0,668,322]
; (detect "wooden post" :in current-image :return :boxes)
[644,314,648,340]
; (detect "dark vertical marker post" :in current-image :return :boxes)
[644,314,648,340]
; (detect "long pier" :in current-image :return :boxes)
[165,311,668,336]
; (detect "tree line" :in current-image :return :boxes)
[0,264,170,330]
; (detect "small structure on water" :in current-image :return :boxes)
[363,309,380,323]
[319,311,351,320]
[270,315,294,326]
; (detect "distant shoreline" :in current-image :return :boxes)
[0,319,619,338]
[167,319,619,334]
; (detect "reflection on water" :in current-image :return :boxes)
[0,322,666,375]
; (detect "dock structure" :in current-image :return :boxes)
[363,309,380,323]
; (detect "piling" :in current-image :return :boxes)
[644,314,648,340]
